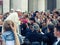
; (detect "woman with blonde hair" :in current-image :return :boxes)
[2,20,20,45]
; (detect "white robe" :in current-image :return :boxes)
[2,12,20,34]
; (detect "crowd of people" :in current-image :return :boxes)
[0,9,60,45]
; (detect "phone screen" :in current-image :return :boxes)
[0,26,2,34]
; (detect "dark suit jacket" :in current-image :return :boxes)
[21,28,31,36]
[43,32,57,45]
[26,30,43,42]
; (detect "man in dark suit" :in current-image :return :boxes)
[54,24,60,45]
[25,25,43,43]
[43,24,57,45]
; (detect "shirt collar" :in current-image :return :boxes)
[57,38,60,41]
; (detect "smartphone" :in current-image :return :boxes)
[0,25,2,35]
[12,23,14,27]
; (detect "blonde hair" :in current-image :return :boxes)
[3,20,14,31]
[3,20,20,45]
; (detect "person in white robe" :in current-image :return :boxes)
[2,12,20,34]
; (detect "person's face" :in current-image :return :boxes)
[36,13,39,16]
[54,28,60,37]
[42,22,46,26]
[17,11,22,16]
[30,20,34,24]
[30,26,34,31]
[53,13,58,17]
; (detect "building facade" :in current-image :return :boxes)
[0,0,60,14]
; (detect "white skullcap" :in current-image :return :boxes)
[10,9,15,12]
[11,9,14,10]
[16,9,22,12]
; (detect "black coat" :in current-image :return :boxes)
[43,32,57,45]
[21,28,31,36]
[26,30,43,42]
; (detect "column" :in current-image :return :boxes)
[28,0,33,12]
[28,0,38,12]
[3,0,10,14]
[33,0,38,11]
[56,0,60,9]
[12,0,21,10]
[13,0,28,12]
[38,0,45,12]
[0,0,3,14]
[21,0,28,12]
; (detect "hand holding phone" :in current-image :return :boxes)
[10,23,17,33]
